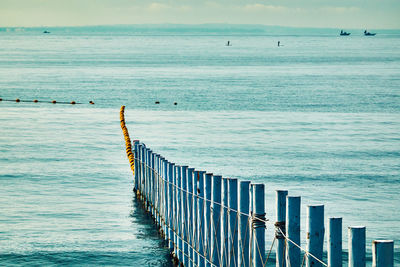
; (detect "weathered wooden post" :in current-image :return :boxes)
[205,173,213,266]
[137,144,143,195]
[198,171,206,267]
[286,196,301,267]
[162,157,167,237]
[221,177,229,266]
[193,170,201,267]
[168,162,175,252]
[133,141,139,191]
[211,175,222,266]
[348,226,366,267]
[156,154,161,227]
[239,181,251,267]
[306,205,324,267]
[187,167,194,267]
[252,183,266,267]
[140,145,145,197]
[176,165,182,262]
[276,190,288,267]
[228,178,238,267]
[372,240,394,267]
[144,148,150,206]
[172,165,178,256]
[181,165,189,266]
[327,217,342,267]
[150,152,155,215]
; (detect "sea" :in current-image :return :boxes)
[0,25,399,266]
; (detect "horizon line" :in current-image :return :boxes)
[2,23,400,31]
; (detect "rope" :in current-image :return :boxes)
[135,155,329,267]
[252,212,266,229]
[119,109,329,267]
[275,221,286,239]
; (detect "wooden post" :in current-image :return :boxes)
[211,175,222,266]
[348,226,366,267]
[176,165,182,262]
[137,144,142,195]
[239,181,251,267]
[181,166,189,266]
[228,178,238,267]
[168,162,175,252]
[173,165,178,256]
[141,146,145,199]
[252,183,266,267]
[161,157,167,237]
[133,141,139,191]
[286,196,301,267]
[197,171,206,267]
[150,151,155,215]
[372,240,394,267]
[187,167,194,267]
[276,190,288,267]
[205,173,213,266]
[193,170,201,267]
[156,154,161,227]
[221,177,230,266]
[144,148,150,207]
[327,217,342,267]
[306,205,324,267]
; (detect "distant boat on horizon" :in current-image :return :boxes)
[43,30,50,34]
[340,30,351,36]
[364,30,376,36]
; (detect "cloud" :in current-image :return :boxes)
[243,4,287,12]
[148,3,169,11]
[320,6,360,13]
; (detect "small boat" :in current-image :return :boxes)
[43,30,50,34]
[364,30,376,36]
[340,30,351,36]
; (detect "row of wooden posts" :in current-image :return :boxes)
[119,106,394,267]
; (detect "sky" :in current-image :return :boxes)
[1,0,399,29]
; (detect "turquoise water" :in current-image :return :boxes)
[1,26,399,266]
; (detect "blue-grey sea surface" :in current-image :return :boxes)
[1,26,399,266]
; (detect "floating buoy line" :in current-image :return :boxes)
[0,98,94,105]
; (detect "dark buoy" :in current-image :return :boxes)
[33,99,38,103]
[52,100,56,104]
[0,98,2,101]
[89,101,94,105]
[16,98,20,102]
[155,101,160,104]
[71,101,76,104]
[174,102,177,105]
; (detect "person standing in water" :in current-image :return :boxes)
[278,41,280,47]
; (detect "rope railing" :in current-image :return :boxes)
[120,106,395,267]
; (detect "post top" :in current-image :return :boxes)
[276,189,288,193]
[348,226,366,229]
[373,240,393,243]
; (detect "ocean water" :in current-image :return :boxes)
[1,25,399,266]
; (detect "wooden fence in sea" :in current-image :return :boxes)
[120,106,394,267]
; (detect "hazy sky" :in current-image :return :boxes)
[1,0,399,29]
